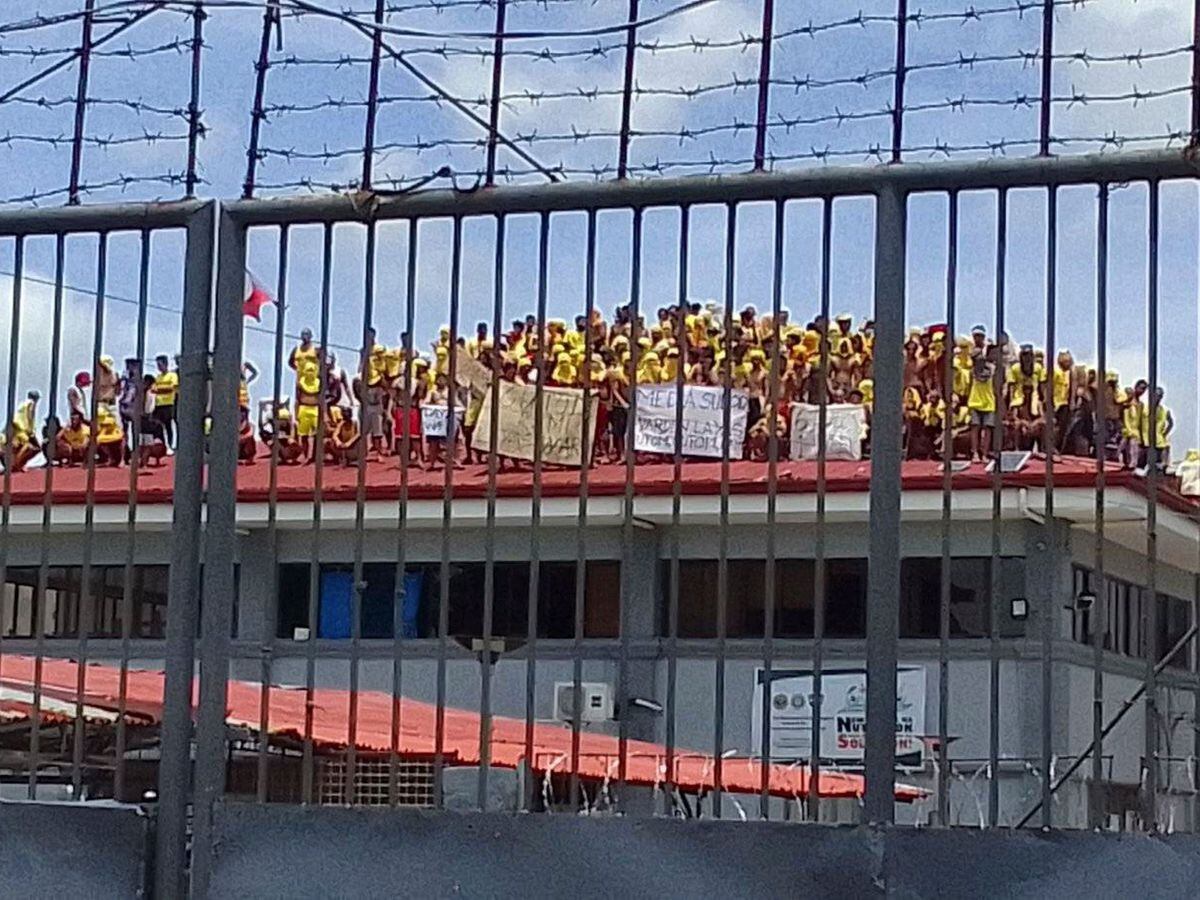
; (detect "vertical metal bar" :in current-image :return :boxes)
[617,207,644,804]
[68,0,96,205]
[258,225,288,804]
[712,202,737,817]
[154,202,214,900]
[890,0,908,163]
[478,213,505,809]
[758,197,784,817]
[302,223,334,805]
[185,0,206,197]
[664,205,687,811]
[0,238,20,716]
[1089,183,1110,830]
[190,206,245,897]
[345,221,379,803]
[113,229,152,803]
[752,0,776,171]
[1040,186,1058,827]
[1038,0,1055,155]
[28,234,67,799]
[988,190,1008,828]
[616,0,640,179]
[361,0,386,189]
[1143,180,1161,831]
[808,197,832,820]
[434,216,464,809]
[569,210,597,811]
[522,212,549,811]
[242,0,277,199]
[484,0,508,186]
[864,184,906,823]
[72,231,108,801]
[937,190,958,827]
[389,222,418,805]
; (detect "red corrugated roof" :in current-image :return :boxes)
[0,655,923,801]
[3,451,1190,512]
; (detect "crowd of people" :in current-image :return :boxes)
[0,303,1177,475]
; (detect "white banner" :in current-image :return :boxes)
[633,384,750,459]
[751,667,926,764]
[420,405,459,438]
[789,403,868,461]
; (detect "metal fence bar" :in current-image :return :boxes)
[712,202,737,816]
[1039,0,1055,155]
[937,189,958,827]
[28,233,67,799]
[758,196,784,817]
[988,189,1008,827]
[243,0,278,198]
[522,211,549,811]
[753,0,776,171]
[1039,185,1058,827]
[154,201,214,900]
[478,213,505,809]
[568,209,598,811]
[808,197,832,820]
[891,0,908,163]
[0,237,20,700]
[185,0,206,197]
[113,229,152,803]
[1192,0,1200,143]
[72,231,108,801]
[1143,179,1161,830]
[67,0,96,206]
[864,184,905,823]
[485,0,508,187]
[388,222,418,805]
[1089,182,1110,830]
[616,0,640,179]
[258,224,289,803]
[190,204,246,896]
[361,0,386,189]
[433,215,464,809]
[224,150,1200,226]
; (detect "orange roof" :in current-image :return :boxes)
[2,451,1192,514]
[0,655,923,802]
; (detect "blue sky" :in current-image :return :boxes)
[1,0,1199,443]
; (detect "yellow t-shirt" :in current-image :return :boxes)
[152,371,179,406]
[1007,362,1046,408]
[1122,399,1144,440]
[1140,405,1170,449]
[968,372,996,413]
[953,357,972,400]
[1052,367,1071,410]
[60,423,90,449]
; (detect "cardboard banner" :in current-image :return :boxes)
[454,346,491,395]
[789,403,868,461]
[420,405,459,439]
[751,667,927,765]
[632,384,750,459]
[471,380,596,466]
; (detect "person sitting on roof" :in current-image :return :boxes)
[95,404,124,467]
[327,406,362,468]
[55,409,91,466]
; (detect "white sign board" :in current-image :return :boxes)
[789,403,868,461]
[633,384,750,459]
[751,667,926,765]
[420,405,459,439]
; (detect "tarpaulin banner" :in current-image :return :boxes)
[633,384,750,459]
[472,379,596,466]
[454,346,491,395]
[751,667,927,765]
[789,403,868,461]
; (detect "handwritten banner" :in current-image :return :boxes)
[420,405,459,439]
[454,346,491,396]
[789,403,868,461]
[472,379,596,466]
[633,385,750,459]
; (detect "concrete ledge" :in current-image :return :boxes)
[209,803,1200,899]
[0,800,149,898]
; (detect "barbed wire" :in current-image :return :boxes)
[0,36,201,60]
[9,94,198,120]
[1,172,190,205]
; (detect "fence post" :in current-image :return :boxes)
[189,204,245,896]
[864,184,906,823]
[155,201,215,899]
